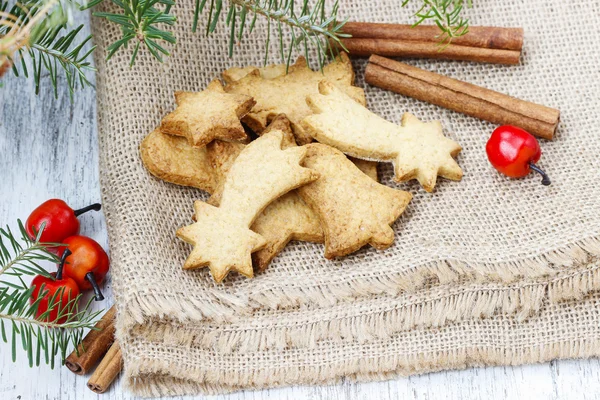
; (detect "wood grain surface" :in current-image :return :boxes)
[1,13,599,400]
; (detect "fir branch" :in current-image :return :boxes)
[1,0,473,97]
[205,0,347,70]
[0,221,57,282]
[0,220,103,367]
[0,0,96,98]
[403,0,472,44]
[91,0,176,65]
[94,0,346,70]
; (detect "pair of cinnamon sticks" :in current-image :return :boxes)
[339,22,524,65]
[65,305,122,394]
[339,22,560,140]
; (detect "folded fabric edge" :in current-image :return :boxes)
[117,237,600,326]
[120,263,600,354]
[246,238,600,311]
[124,337,600,397]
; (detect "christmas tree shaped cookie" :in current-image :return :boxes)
[298,144,412,258]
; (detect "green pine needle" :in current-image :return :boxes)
[222,0,347,70]
[93,0,176,65]
[1,0,96,100]
[94,0,348,70]
[1,0,472,95]
[403,0,472,44]
[0,220,103,367]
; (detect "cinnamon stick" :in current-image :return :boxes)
[87,341,123,394]
[65,305,116,375]
[337,22,524,65]
[340,39,521,64]
[342,22,524,50]
[365,55,559,140]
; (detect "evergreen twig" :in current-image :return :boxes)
[93,0,346,70]
[0,220,103,367]
[1,0,471,95]
[91,0,176,66]
[204,0,347,70]
[403,0,472,44]
[0,0,96,98]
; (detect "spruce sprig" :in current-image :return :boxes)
[1,0,472,97]
[0,220,103,368]
[91,0,176,66]
[198,0,347,70]
[403,0,471,44]
[93,0,346,70]
[0,0,96,98]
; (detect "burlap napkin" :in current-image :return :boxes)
[92,0,600,396]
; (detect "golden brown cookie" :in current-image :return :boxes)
[302,80,463,192]
[349,157,378,182]
[176,130,319,282]
[251,191,324,271]
[160,80,255,148]
[297,143,412,259]
[224,54,365,145]
[221,57,304,84]
[207,115,324,272]
[206,140,246,203]
[140,129,218,193]
[261,115,379,182]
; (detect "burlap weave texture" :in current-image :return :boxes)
[92,0,600,396]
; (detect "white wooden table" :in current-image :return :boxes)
[2,19,600,400]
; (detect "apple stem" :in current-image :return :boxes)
[86,272,105,301]
[74,203,102,217]
[529,163,551,186]
[56,249,71,280]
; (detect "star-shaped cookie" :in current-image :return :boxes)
[224,54,366,145]
[160,80,255,148]
[302,80,463,192]
[207,115,324,272]
[176,129,319,282]
[394,113,463,191]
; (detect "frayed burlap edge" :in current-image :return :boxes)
[118,237,600,326]
[120,262,600,355]
[124,338,600,397]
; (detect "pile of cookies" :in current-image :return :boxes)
[140,54,463,283]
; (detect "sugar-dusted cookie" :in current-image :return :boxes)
[160,80,255,148]
[303,81,463,192]
[177,130,319,282]
[140,129,218,193]
[224,54,365,145]
[207,115,324,271]
[297,143,412,259]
